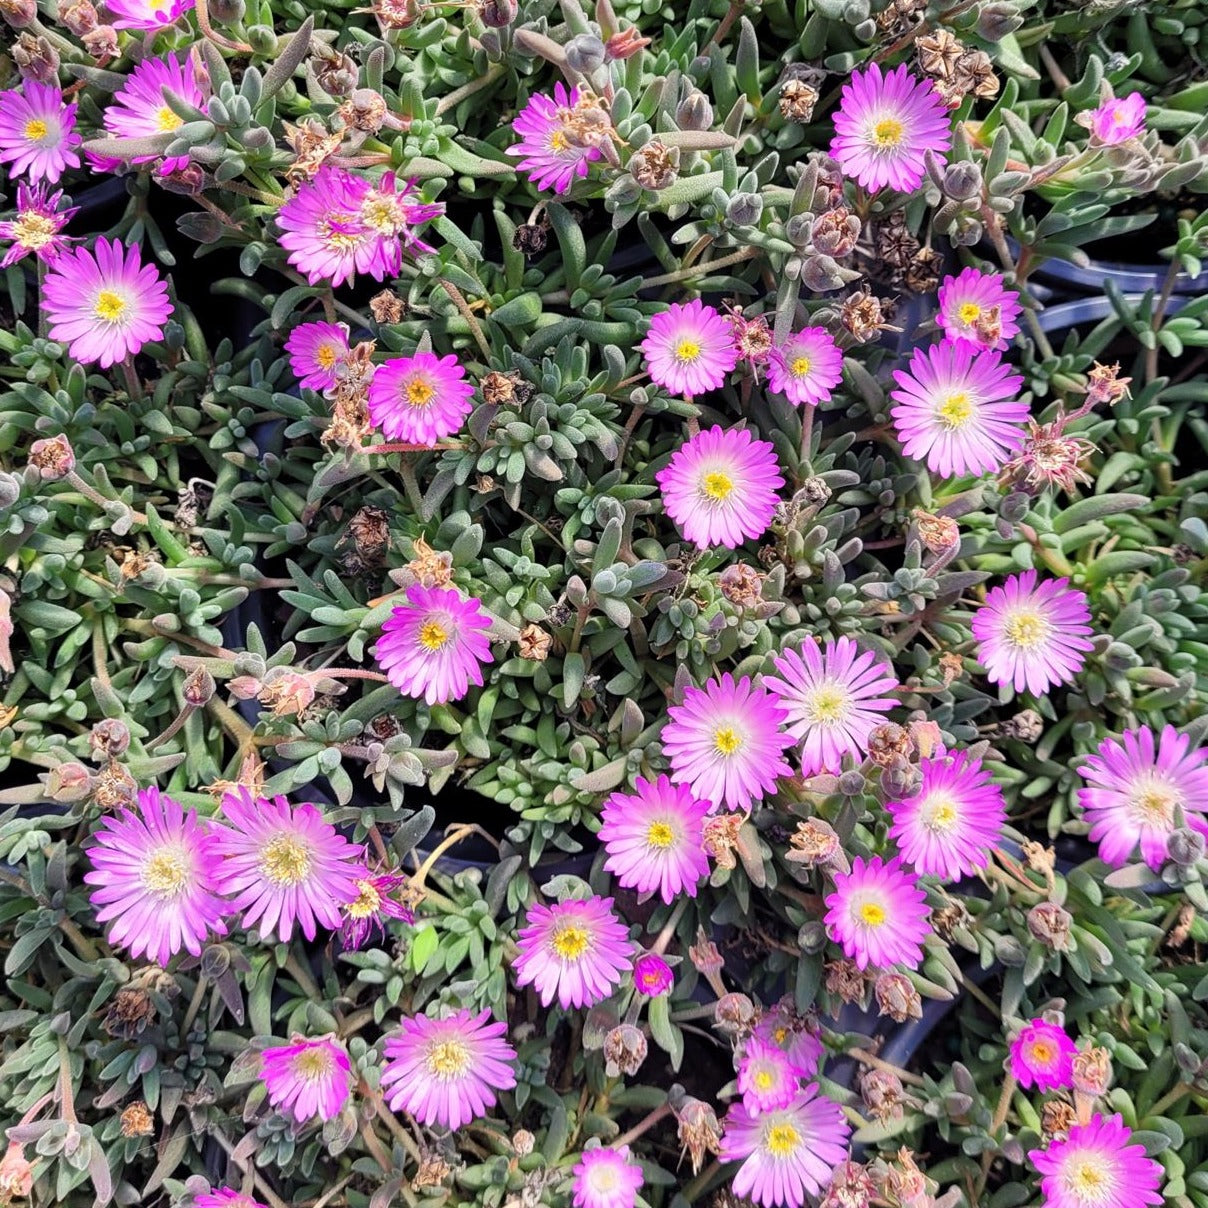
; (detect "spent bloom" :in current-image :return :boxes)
[0,181,74,266]
[824,856,931,971]
[1077,725,1208,869]
[0,81,81,182]
[340,868,413,950]
[662,673,794,811]
[937,267,1022,351]
[285,321,349,393]
[765,636,898,776]
[641,299,739,397]
[656,425,784,550]
[737,1035,803,1112]
[513,895,631,1009]
[830,62,952,192]
[381,1009,518,1129]
[213,788,362,942]
[508,83,605,194]
[373,583,494,705]
[890,341,1028,479]
[366,352,476,445]
[971,571,1094,696]
[599,775,711,904]
[103,54,205,174]
[1011,1019,1077,1091]
[887,750,1006,880]
[632,952,674,997]
[767,326,845,407]
[1028,1113,1163,1208]
[259,1036,352,1123]
[106,0,194,26]
[1086,92,1146,145]
[84,786,228,967]
[571,1145,644,1208]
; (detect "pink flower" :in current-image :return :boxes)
[106,0,194,27]
[890,341,1028,479]
[937,267,1022,352]
[381,1009,517,1129]
[259,1036,352,1123]
[508,83,604,195]
[753,1001,825,1080]
[285,321,349,393]
[340,869,414,951]
[1077,725,1208,870]
[599,775,710,904]
[1029,1114,1162,1208]
[373,583,494,706]
[662,673,794,811]
[632,952,673,997]
[0,82,81,183]
[103,55,206,175]
[641,300,739,397]
[356,174,443,267]
[277,167,380,288]
[765,636,898,776]
[887,750,1006,880]
[830,62,951,193]
[84,786,228,967]
[656,425,784,549]
[1087,92,1146,145]
[721,1086,851,1208]
[195,1191,267,1208]
[513,895,632,1009]
[0,181,75,266]
[767,327,844,406]
[971,571,1093,696]
[737,1035,803,1112]
[1010,1019,1077,1091]
[824,856,930,971]
[572,1145,644,1208]
[366,351,476,445]
[213,788,363,942]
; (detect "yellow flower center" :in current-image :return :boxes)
[150,0,170,10]
[1130,776,1178,823]
[872,117,904,147]
[647,820,675,849]
[753,1069,774,1091]
[316,343,339,370]
[1030,1041,1053,1064]
[360,194,402,234]
[321,213,364,250]
[588,1166,619,1194]
[418,620,450,651]
[1003,609,1050,650]
[550,129,569,152]
[261,835,313,886]
[958,302,982,325]
[141,847,190,897]
[24,118,48,141]
[347,879,382,919]
[858,901,887,927]
[713,726,742,756]
[406,377,435,407]
[701,471,734,501]
[291,1047,334,1080]
[922,794,959,833]
[426,1038,471,1079]
[14,213,56,249]
[675,339,701,363]
[803,683,849,726]
[790,355,812,378]
[773,1025,789,1045]
[937,392,974,429]
[551,922,589,961]
[1067,1160,1109,1202]
[156,106,183,132]
[765,1122,800,1158]
[95,290,127,322]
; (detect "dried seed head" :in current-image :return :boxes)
[119,1102,154,1138]
[89,719,131,760]
[931,898,970,940]
[343,505,391,568]
[518,624,552,661]
[779,78,819,123]
[313,46,358,96]
[916,28,965,77]
[999,708,1043,743]
[339,88,389,133]
[510,1129,535,1156]
[825,958,867,1004]
[718,562,764,609]
[903,246,945,294]
[840,289,890,342]
[411,1150,452,1190]
[93,760,138,811]
[1072,1046,1112,1098]
[1027,901,1073,952]
[283,117,342,184]
[952,49,1000,99]
[820,1160,876,1208]
[512,222,548,256]
[28,434,76,481]
[786,817,842,868]
[369,290,406,324]
[674,1096,722,1174]
[13,31,59,83]
[702,811,745,870]
[714,991,756,1036]
[603,1023,648,1076]
[481,369,522,405]
[874,972,923,1023]
[1041,1098,1077,1141]
[875,212,919,270]
[913,508,959,554]
[406,535,453,588]
[867,723,914,768]
[937,651,964,687]
[104,987,157,1038]
[861,1069,906,1122]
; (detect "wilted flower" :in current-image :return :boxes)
[999,419,1097,495]
[702,810,745,871]
[0,181,75,266]
[874,972,923,1022]
[718,562,765,608]
[603,1024,647,1076]
[571,1145,643,1208]
[1027,901,1073,952]
[282,117,341,183]
[1084,361,1132,408]
[861,1068,906,1122]
[642,300,739,397]
[0,81,81,182]
[1010,1019,1077,1091]
[786,818,843,869]
[1028,1114,1162,1208]
[840,289,892,342]
[820,1160,876,1208]
[119,1101,154,1137]
[724,305,775,371]
[0,1143,32,1201]
[913,508,961,554]
[518,623,552,661]
[1041,1099,1078,1142]
[824,856,931,971]
[260,1036,352,1123]
[674,1095,722,1174]
[825,958,867,1004]
[779,78,819,122]
[628,139,678,190]
[340,869,413,950]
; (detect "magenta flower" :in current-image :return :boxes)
[0,82,81,183]
[42,237,173,368]
[721,1086,851,1208]
[753,1002,825,1080]
[340,869,414,951]
[632,952,673,997]
[824,856,930,971]
[971,571,1093,696]
[641,300,739,397]
[765,636,898,776]
[662,673,794,811]
[513,895,632,1009]
[1087,92,1146,145]
[830,62,951,193]
[656,426,784,549]
[195,1191,266,1208]
[767,327,844,407]
[1029,1114,1163,1208]
[887,750,1006,880]
[213,788,362,942]
[277,167,379,288]
[260,1036,352,1124]
[285,321,349,393]
[84,786,228,967]
[106,0,194,27]
[103,55,206,174]
[1010,1019,1077,1091]
[356,174,443,269]
[366,352,476,445]
[373,583,494,706]
[599,775,710,904]
[572,1145,644,1208]
[508,83,604,195]
[937,267,1022,352]
[1077,725,1208,869]
[380,1009,518,1129]
[890,341,1028,479]
[737,1036,802,1112]
[0,182,75,266]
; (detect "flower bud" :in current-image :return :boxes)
[28,435,76,481]
[603,1023,647,1076]
[797,920,828,954]
[976,0,1022,40]
[511,1129,535,1156]
[861,1068,905,1121]
[725,192,763,227]
[604,26,650,60]
[1168,827,1205,867]
[183,665,216,707]
[45,761,92,802]
[1071,1045,1112,1097]
[14,31,59,83]
[675,89,713,131]
[942,159,983,201]
[89,718,131,760]
[564,33,606,73]
[838,770,866,797]
[1027,901,1073,952]
[714,992,755,1035]
[246,24,278,55]
[207,0,244,21]
[0,472,20,509]
[477,0,516,25]
[0,0,34,27]
[875,972,923,1022]
[633,952,673,997]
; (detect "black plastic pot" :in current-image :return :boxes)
[1034,292,1191,334]
[1033,255,1208,300]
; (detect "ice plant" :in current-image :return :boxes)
[285,321,349,393]
[937,267,1022,351]
[195,1192,267,1208]
[662,673,794,811]
[84,786,228,967]
[753,1003,825,1079]
[103,55,206,174]
[598,775,710,904]
[655,426,784,549]
[277,166,380,287]
[571,1145,644,1208]
[373,583,494,705]
[513,895,632,1009]
[971,571,1094,695]
[0,182,75,266]
[0,81,81,182]
[641,300,739,397]
[830,62,952,192]
[380,1009,518,1129]
[890,341,1028,478]
[356,174,443,267]
[886,750,1006,880]
[721,1086,851,1207]
[1010,1019,1077,1091]
[767,327,845,406]
[259,1036,352,1123]
[1086,92,1146,145]
[765,636,898,776]
[366,352,476,445]
[736,1036,802,1112]
[1076,725,1208,869]
[340,868,413,950]
[508,83,604,194]
[1028,1114,1163,1208]
[632,952,674,997]
[213,788,362,942]
[106,0,194,26]
[824,856,930,971]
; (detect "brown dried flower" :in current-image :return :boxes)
[603,1023,648,1076]
[28,434,75,480]
[518,624,552,661]
[785,818,842,868]
[411,1150,452,1190]
[825,958,867,1005]
[874,972,923,1023]
[369,290,406,324]
[119,1102,154,1138]
[779,78,819,123]
[903,247,945,295]
[867,723,914,768]
[702,811,745,871]
[104,987,157,1039]
[718,562,764,609]
[1085,361,1132,407]
[1071,1046,1112,1098]
[406,536,453,588]
[628,139,679,191]
[344,505,391,568]
[674,1095,722,1174]
[1027,901,1073,952]
[861,1069,906,1122]
[916,29,964,77]
[283,118,342,184]
[338,87,389,132]
[1041,1098,1077,1141]
[840,289,892,342]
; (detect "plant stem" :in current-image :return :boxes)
[614,1102,672,1147]
[435,63,506,115]
[1149,1082,1191,1119]
[437,277,492,361]
[181,975,208,1035]
[412,824,499,888]
[847,1047,928,1088]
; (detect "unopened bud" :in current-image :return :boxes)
[1168,827,1206,867]
[28,434,76,481]
[476,0,516,25]
[89,718,131,760]
[246,24,278,54]
[45,761,92,802]
[725,192,763,227]
[565,33,606,73]
[675,90,713,131]
[976,0,1023,40]
[1027,901,1073,952]
[0,472,20,509]
[183,665,216,707]
[942,159,983,201]
[603,1023,648,1076]
[207,0,244,21]
[875,972,923,1022]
